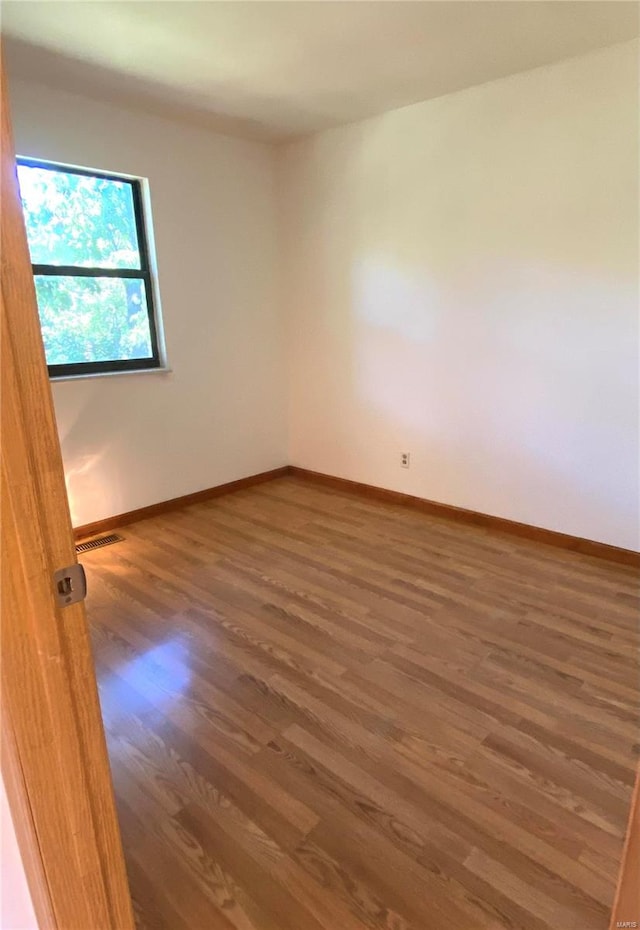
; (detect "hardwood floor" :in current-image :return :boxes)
[85,476,639,930]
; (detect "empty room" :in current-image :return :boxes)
[1,2,638,928]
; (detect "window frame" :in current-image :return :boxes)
[17,156,162,379]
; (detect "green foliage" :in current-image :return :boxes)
[18,163,153,366]
[34,276,152,365]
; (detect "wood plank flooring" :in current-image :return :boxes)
[85,476,639,930]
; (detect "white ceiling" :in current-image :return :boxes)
[3,1,638,141]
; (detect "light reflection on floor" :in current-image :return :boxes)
[99,635,193,718]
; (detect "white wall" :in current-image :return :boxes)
[10,79,287,528]
[280,41,639,551]
[1,777,38,930]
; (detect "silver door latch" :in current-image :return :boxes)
[53,563,87,607]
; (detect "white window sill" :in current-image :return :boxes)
[50,366,173,383]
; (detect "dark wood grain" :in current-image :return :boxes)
[86,476,639,929]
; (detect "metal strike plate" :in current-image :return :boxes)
[53,563,87,607]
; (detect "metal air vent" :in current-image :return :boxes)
[75,533,123,553]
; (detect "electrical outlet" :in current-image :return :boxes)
[401,452,410,468]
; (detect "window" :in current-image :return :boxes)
[17,158,162,378]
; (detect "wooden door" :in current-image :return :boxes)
[0,58,135,929]
[610,771,640,929]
